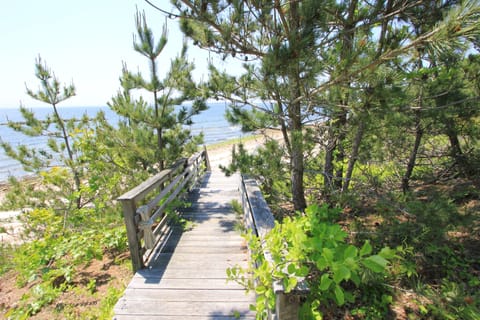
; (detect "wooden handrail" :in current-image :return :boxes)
[118,149,210,272]
[240,175,309,320]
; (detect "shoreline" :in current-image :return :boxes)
[0,129,284,244]
[0,129,283,192]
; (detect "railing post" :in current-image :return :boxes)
[275,289,303,320]
[203,145,211,171]
[119,199,143,272]
[241,175,309,320]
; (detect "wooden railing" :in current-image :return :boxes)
[240,175,309,320]
[118,149,210,272]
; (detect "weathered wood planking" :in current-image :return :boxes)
[114,317,254,320]
[114,169,256,319]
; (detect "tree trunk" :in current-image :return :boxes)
[290,127,306,211]
[343,118,365,192]
[324,0,357,192]
[53,104,82,210]
[444,118,470,175]
[324,124,336,189]
[402,112,423,193]
[288,0,306,211]
[334,111,348,189]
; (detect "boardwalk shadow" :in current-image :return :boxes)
[183,175,240,233]
[208,310,254,319]
[135,226,182,284]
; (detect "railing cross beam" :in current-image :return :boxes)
[118,149,210,272]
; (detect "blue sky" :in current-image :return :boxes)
[0,1,227,109]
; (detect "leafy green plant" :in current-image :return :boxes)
[0,243,14,275]
[87,279,97,294]
[5,218,128,316]
[221,140,290,208]
[423,279,480,320]
[96,286,124,319]
[230,199,246,232]
[6,281,65,319]
[228,204,396,319]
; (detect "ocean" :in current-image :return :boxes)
[0,102,248,182]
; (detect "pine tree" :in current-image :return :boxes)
[0,57,92,228]
[168,0,480,207]
[102,10,207,177]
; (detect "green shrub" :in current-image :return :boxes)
[228,204,397,319]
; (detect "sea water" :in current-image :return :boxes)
[0,102,248,182]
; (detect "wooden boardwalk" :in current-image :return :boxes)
[113,168,256,319]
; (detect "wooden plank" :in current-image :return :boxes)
[181,227,237,233]
[159,231,245,242]
[181,210,237,216]
[119,289,254,302]
[182,215,238,221]
[178,228,239,235]
[114,315,255,320]
[152,252,248,262]
[181,215,239,222]
[161,246,247,254]
[183,202,236,209]
[242,177,275,239]
[114,301,255,317]
[151,251,248,260]
[150,259,248,270]
[187,187,239,193]
[167,233,243,240]
[143,269,242,279]
[169,228,240,234]
[128,276,245,290]
[161,239,246,247]
[117,159,185,201]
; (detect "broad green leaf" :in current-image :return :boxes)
[334,285,345,306]
[287,263,296,274]
[360,240,372,257]
[350,271,361,287]
[319,273,332,291]
[255,285,266,294]
[333,265,351,283]
[322,248,334,263]
[379,247,396,259]
[363,255,388,273]
[297,265,309,277]
[344,257,357,269]
[382,294,393,304]
[344,245,358,260]
[316,256,328,270]
[284,276,298,292]
[345,291,355,303]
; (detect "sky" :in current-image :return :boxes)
[0,0,230,109]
